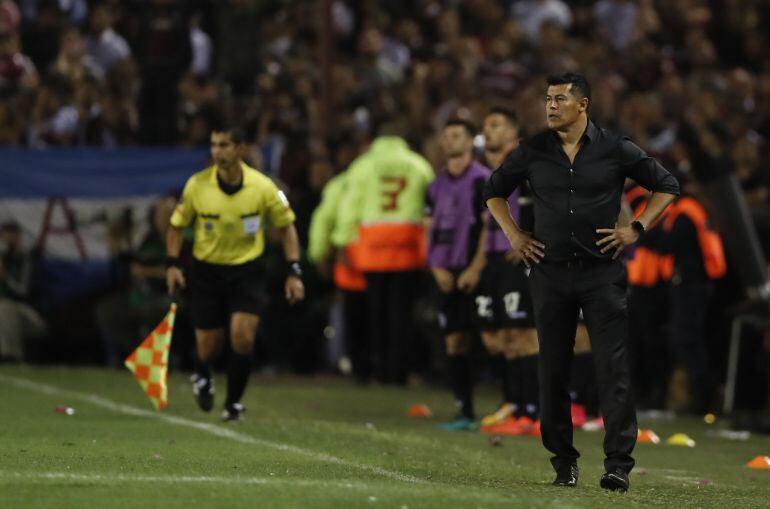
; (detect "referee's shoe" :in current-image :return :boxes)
[221,403,245,422]
[191,374,214,412]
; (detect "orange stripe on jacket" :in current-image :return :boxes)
[662,197,726,279]
[626,192,672,287]
[355,222,427,272]
[334,244,367,291]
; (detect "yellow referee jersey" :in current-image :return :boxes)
[170,163,296,265]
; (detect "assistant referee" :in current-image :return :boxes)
[484,73,679,491]
[166,126,305,422]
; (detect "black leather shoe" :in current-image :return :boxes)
[600,469,629,492]
[552,464,578,487]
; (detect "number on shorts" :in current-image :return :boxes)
[475,295,493,318]
[503,292,521,318]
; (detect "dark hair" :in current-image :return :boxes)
[211,124,247,144]
[444,118,477,137]
[547,72,591,104]
[486,107,519,128]
[376,119,407,137]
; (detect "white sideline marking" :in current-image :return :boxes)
[0,470,373,490]
[663,475,706,484]
[0,374,424,485]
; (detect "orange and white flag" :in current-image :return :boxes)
[124,303,177,410]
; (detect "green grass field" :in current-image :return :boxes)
[1,365,768,508]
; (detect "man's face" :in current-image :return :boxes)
[545,84,587,130]
[440,125,473,159]
[483,113,518,152]
[210,132,242,167]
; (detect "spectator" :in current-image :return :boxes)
[86,2,131,75]
[214,0,265,96]
[0,220,47,361]
[50,26,102,83]
[19,0,87,27]
[0,0,21,34]
[20,0,65,71]
[28,73,79,146]
[128,0,191,144]
[94,196,176,367]
[188,12,212,78]
[0,31,39,95]
[511,0,572,44]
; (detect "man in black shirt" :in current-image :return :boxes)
[484,73,679,492]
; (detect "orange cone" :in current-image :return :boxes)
[637,429,661,444]
[407,403,433,418]
[746,456,770,469]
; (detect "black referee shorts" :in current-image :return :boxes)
[475,253,535,330]
[189,258,265,330]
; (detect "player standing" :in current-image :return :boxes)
[477,108,540,435]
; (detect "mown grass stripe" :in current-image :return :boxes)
[0,374,425,485]
[0,470,377,489]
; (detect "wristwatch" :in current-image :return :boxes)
[631,220,646,236]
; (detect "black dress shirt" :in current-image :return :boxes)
[483,121,680,262]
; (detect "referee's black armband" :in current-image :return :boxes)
[165,256,180,269]
[287,261,303,279]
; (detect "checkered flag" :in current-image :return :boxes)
[124,303,177,410]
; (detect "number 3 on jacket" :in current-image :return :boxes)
[380,176,407,211]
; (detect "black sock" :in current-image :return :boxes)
[505,357,523,413]
[489,355,510,403]
[226,352,252,408]
[196,358,212,380]
[520,354,539,419]
[448,355,473,419]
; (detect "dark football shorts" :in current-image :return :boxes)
[436,286,476,334]
[474,253,535,330]
[188,258,264,330]
[433,267,477,334]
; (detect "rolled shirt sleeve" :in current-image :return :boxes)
[618,138,680,195]
[482,146,529,204]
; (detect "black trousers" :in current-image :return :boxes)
[342,289,370,382]
[669,281,714,414]
[529,259,637,474]
[364,271,419,385]
[628,284,669,409]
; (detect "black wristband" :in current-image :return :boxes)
[287,261,303,278]
[165,256,180,269]
[631,220,646,236]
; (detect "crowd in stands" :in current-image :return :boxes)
[1,1,768,207]
[1,0,769,417]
